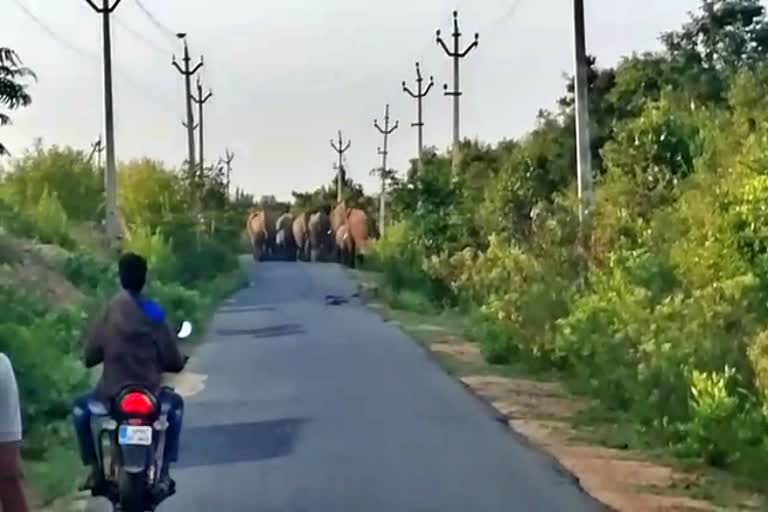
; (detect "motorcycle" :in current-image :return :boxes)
[87,320,193,511]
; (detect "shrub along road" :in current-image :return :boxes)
[87,260,604,511]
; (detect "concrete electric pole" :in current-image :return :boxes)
[437,11,478,172]
[87,136,104,171]
[330,131,351,203]
[374,104,399,237]
[172,34,203,184]
[222,149,235,195]
[85,0,122,248]
[191,78,213,181]
[402,62,434,170]
[573,0,594,223]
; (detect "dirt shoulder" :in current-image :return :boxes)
[353,270,765,512]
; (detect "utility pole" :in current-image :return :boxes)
[402,62,434,169]
[172,33,203,185]
[330,131,351,203]
[374,104,399,237]
[573,0,594,224]
[87,136,104,170]
[85,0,122,248]
[191,78,213,181]
[222,149,235,195]
[437,11,478,171]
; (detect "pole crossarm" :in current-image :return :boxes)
[330,131,351,154]
[85,0,122,13]
[331,130,351,202]
[191,79,213,104]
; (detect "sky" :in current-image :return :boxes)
[2,0,701,201]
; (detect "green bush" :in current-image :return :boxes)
[371,31,768,484]
[369,220,439,296]
[678,366,741,467]
[124,224,176,282]
[146,280,206,330]
[27,186,72,247]
[0,145,102,222]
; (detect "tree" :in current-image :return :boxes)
[118,158,186,229]
[2,145,102,221]
[291,172,373,214]
[0,48,36,155]
[662,0,768,71]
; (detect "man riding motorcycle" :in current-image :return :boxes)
[72,252,187,496]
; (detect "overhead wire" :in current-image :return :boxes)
[9,0,180,117]
[134,0,177,40]
[9,0,100,61]
[113,15,173,55]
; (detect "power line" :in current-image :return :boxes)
[114,14,172,55]
[480,0,524,39]
[134,0,177,40]
[10,0,178,115]
[10,0,100,61]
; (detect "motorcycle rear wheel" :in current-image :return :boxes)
[117,469,146,512]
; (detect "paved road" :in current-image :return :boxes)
[88,261,605,511]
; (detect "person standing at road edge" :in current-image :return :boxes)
[0,353,30,512]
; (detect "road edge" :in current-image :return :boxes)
[354,277,616,512]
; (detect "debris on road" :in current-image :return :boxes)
[325,294,349,305]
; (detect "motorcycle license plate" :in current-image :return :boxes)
[118,425,153,446]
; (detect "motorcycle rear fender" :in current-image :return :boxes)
[120,444,151,474]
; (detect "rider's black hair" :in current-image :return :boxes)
[118,252,147,294]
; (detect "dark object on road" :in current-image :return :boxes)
[325,294,349,305]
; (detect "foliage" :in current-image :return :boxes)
[0,139,246,483]
[0,47,35,155]
[291,173,376,217]
[118,158,185,230]
[123,224,176,282]
[2,145,102,222]
[373,1,768,484]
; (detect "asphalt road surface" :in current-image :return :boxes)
[87,261,605,512]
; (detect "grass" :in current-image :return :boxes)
[25,433,82,508]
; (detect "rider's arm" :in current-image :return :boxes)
[83,309,107,368]
[155,322,186,373]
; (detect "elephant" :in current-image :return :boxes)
[274,213,296,261]
[335,223,356,268]
[292,213,309,261]
[330,202,371,266]
[308,210,334,262]
[331,201,348,233]
[345,208,371,264]
[246,210,273,261]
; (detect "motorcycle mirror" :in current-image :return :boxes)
[177,321,193,339]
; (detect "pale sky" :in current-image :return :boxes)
[2,0,699,200]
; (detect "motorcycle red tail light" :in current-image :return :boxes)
[119,392,155,416]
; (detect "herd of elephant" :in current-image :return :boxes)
[245,202,373,267]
